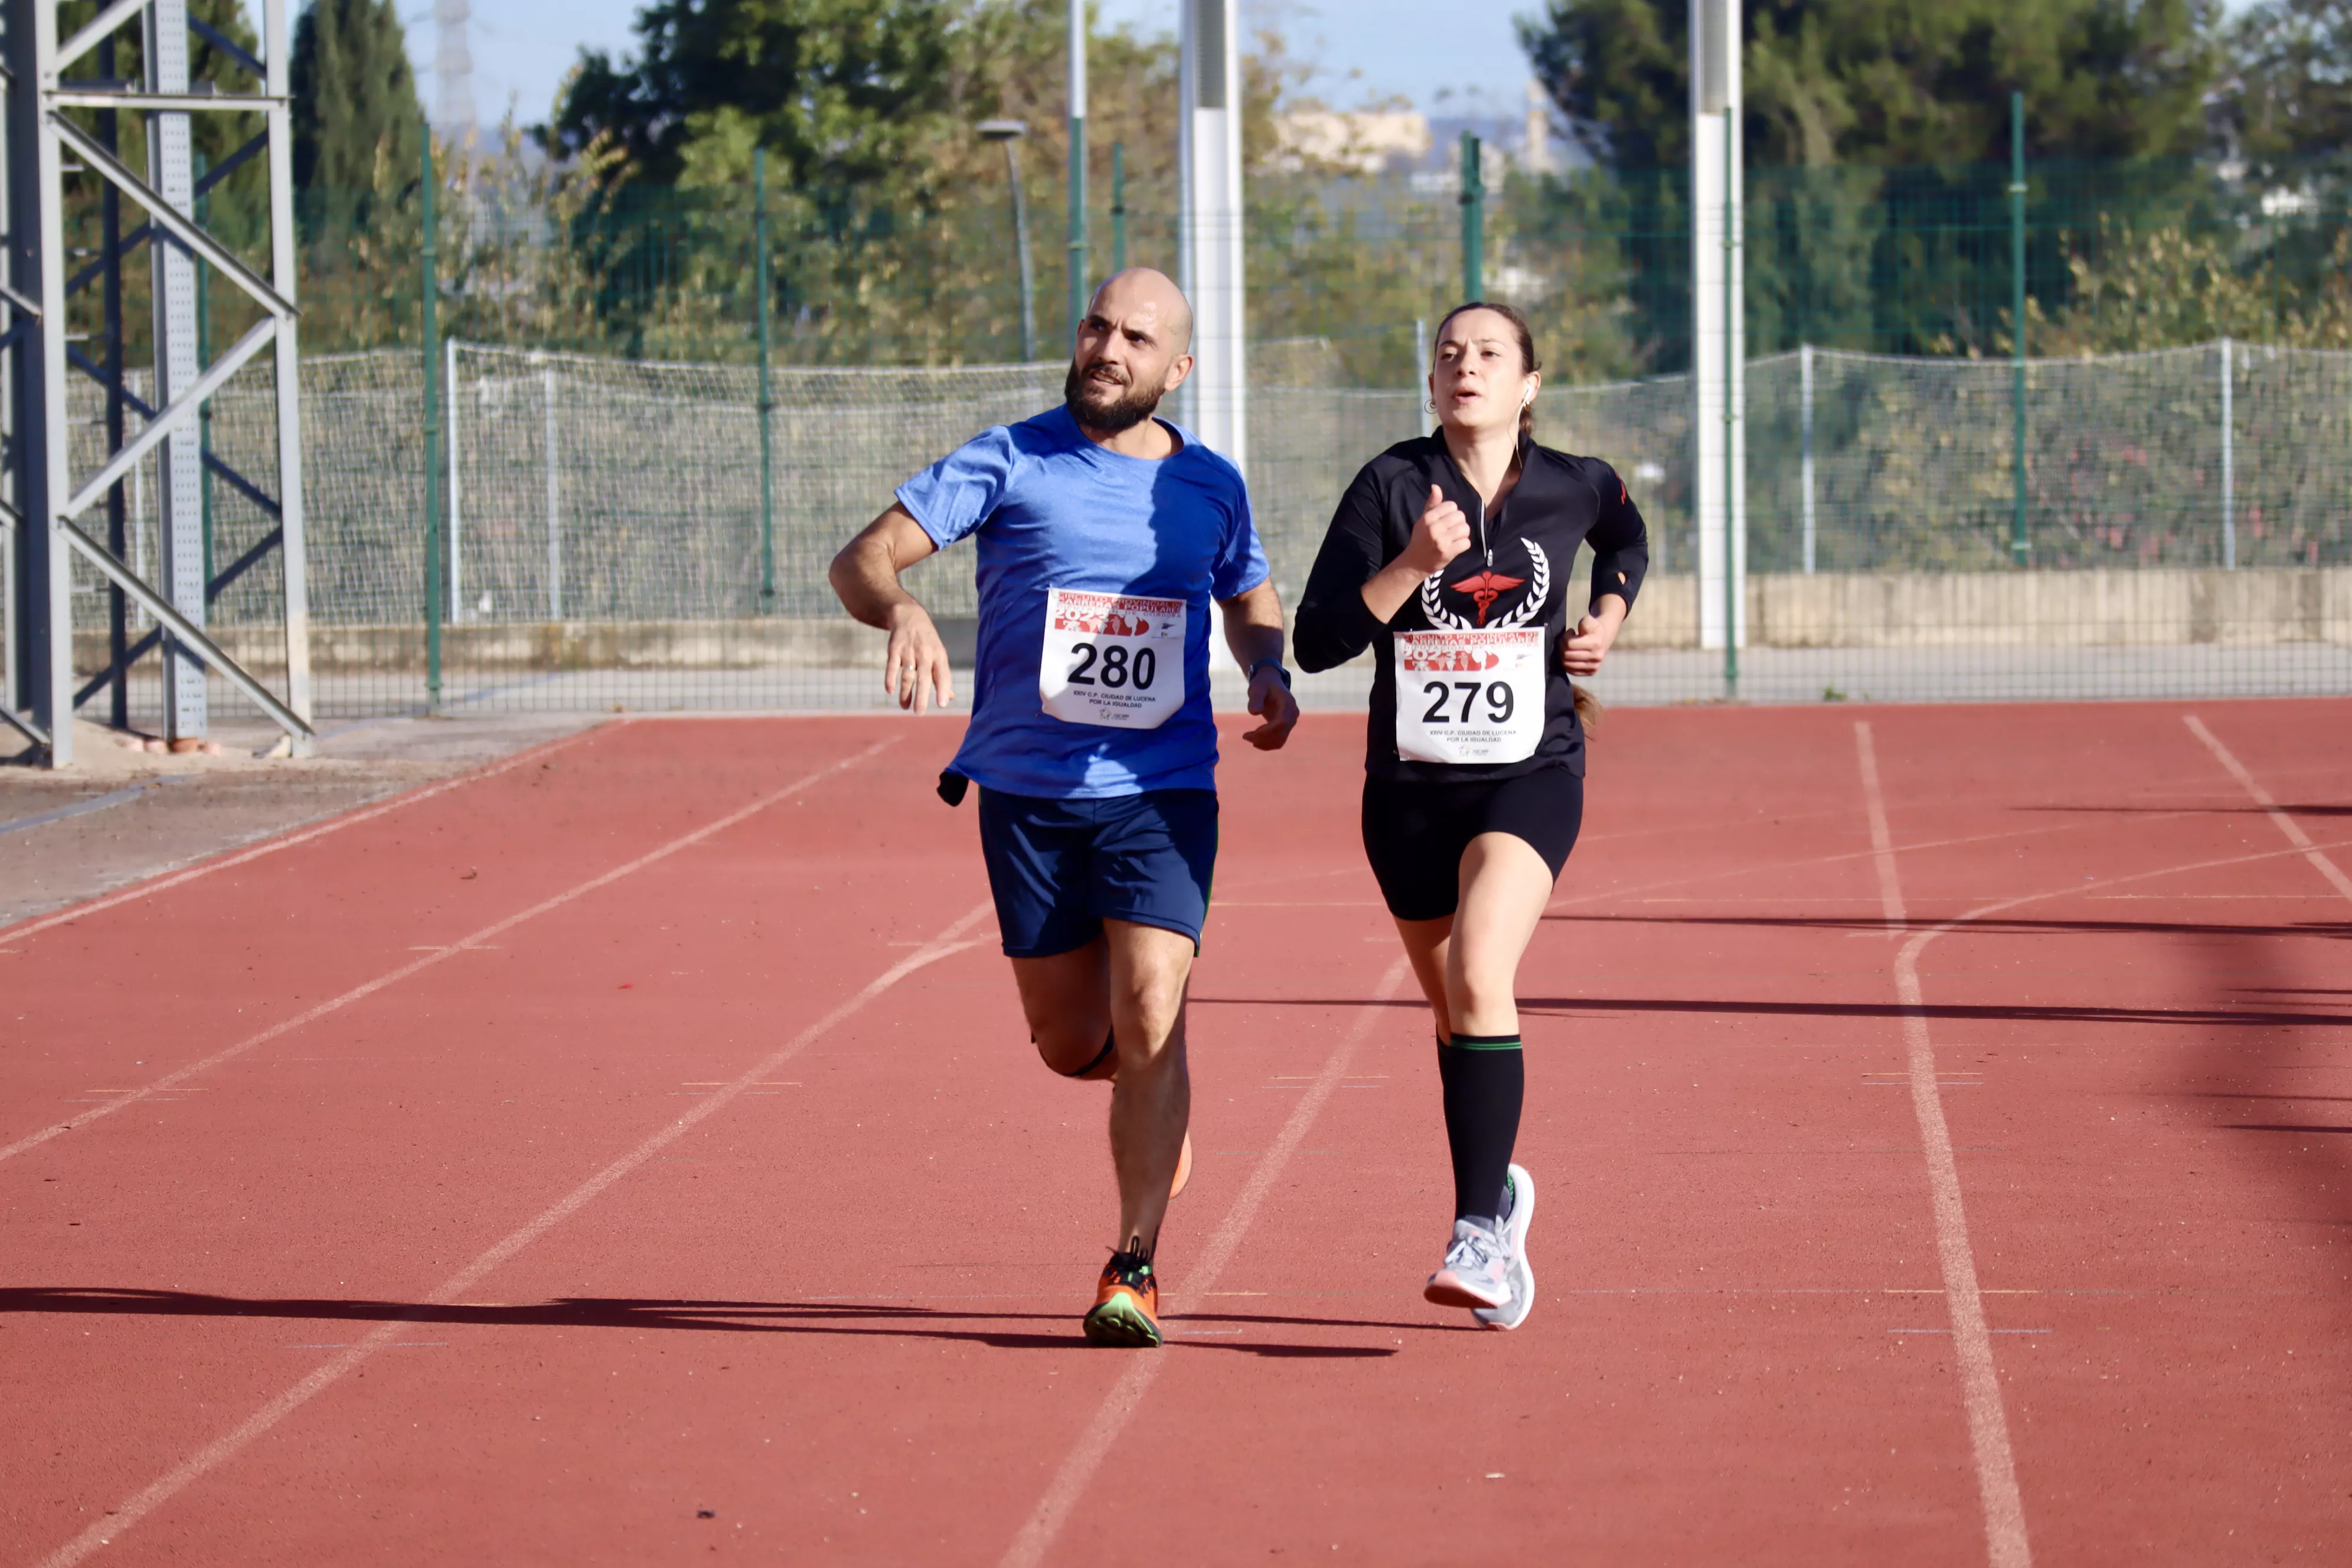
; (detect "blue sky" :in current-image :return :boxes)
[396,1,1540,132]
[400,0,2269,136]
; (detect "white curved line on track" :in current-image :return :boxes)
[0,738,896,1166]
[1857,714,2352,1568]
[1856,721,2027,1568]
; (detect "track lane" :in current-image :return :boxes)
[11,703,2352,1564]
[1863,699,2352,1563]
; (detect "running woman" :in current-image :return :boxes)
[1292,301,1646,1330]
[829,267,1301,1348]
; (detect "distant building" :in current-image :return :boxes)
[1275,80,1574,182]
[1523,79,1556,175]
[1270,110,1433,174]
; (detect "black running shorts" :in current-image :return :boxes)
[1360,766,1585,922]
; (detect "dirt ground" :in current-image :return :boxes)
[1,713,604,928]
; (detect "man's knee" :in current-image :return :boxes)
[1032,1008,1118,1077]
[1037,1027,1119,1080]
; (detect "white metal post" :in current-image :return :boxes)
[543,360,561,620]
[264,0,312,745]
[1800,342,1815,574]
[2219,335,2235,571]
[1691,0,1744,651]
[1413,316,1432,436]
[34,0,74,765]
[1178,0,1244,466]
[445,337,463,618]
[148,0,205,737]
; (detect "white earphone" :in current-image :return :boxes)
[1521,386,1536,407]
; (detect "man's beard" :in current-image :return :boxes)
[1065,360,1164,435]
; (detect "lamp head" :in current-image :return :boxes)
[976,119,1029,142]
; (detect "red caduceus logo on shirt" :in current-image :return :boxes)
[1450,570,1525,626]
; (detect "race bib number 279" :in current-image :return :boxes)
[1040,587,1187,729]
[1393,628,1545,765]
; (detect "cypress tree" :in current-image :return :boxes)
[291,0,427,200]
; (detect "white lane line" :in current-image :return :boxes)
[0,724,604,945]
[1831,772,2352,1568]
[0,739,896,1167]
[999,955,1415,1568]
[1853,723,2031,1568]
[2183,716,2352,903]
[1853,721,1909,934]
[30,897,992,1568]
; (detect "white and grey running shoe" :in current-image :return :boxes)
[1424,1217,1511,1309]
[1474,1164,1537,1330]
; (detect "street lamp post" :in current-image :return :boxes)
[978,119,1037,362]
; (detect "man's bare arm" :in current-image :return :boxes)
[829,503,955,713]
[1217,579,1300,752]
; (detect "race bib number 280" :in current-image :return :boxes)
[1393,628,1545,765]
[1039,587,1187,729]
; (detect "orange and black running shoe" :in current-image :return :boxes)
[1082,1250,1162,1347]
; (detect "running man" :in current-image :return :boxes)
[828,268,1301,1347]
[1293,300,1645,1329]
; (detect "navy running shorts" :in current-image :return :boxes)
[1361,765,1585,922]
[976,786,1219,958]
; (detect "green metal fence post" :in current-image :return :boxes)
[1723,107,1739,700]
[1110,141,1127,274]
[756,148,776,609]
[422,136,443,713]
[2010,90,2029,569]
[1459,132,1484,300]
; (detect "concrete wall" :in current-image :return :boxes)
[1611,567,2352,651]
[74,571,2352,675]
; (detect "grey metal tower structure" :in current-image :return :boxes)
[1,0,313,767]
[434,0,473,134]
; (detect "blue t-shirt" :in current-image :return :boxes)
[896,405,1268,799]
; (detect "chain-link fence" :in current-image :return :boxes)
[61,337,2350,726]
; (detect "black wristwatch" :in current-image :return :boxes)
[1247,657,1292,690]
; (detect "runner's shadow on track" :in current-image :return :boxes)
[0,1289,1396,1358]
[2029,803,2352,818]
[1538,912,2352,943]
[1195,993,2352,1028]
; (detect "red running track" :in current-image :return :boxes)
[4,702,2350,1565]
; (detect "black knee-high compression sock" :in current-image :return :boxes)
[1438,1034,1523,1224]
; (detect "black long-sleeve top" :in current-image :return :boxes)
[1293,432,1649,781]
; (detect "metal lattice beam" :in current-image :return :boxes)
[8,0,313,766]
[58,518,313,739]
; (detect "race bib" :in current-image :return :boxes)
[1040,587,1187,729]
[1393,628,1546,765]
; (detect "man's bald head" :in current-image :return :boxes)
[1087,268,1193,353]
[1065,267,1197,437]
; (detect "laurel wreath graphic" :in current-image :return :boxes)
[1492,541,1551,629]
[1419,540,1550,631]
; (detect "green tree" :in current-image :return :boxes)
[547,0,955,190]
[1518,0,2221,170]
[291,0,427,199]
[2220,0,2352,165]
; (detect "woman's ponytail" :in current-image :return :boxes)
[1573,683,1603,734]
